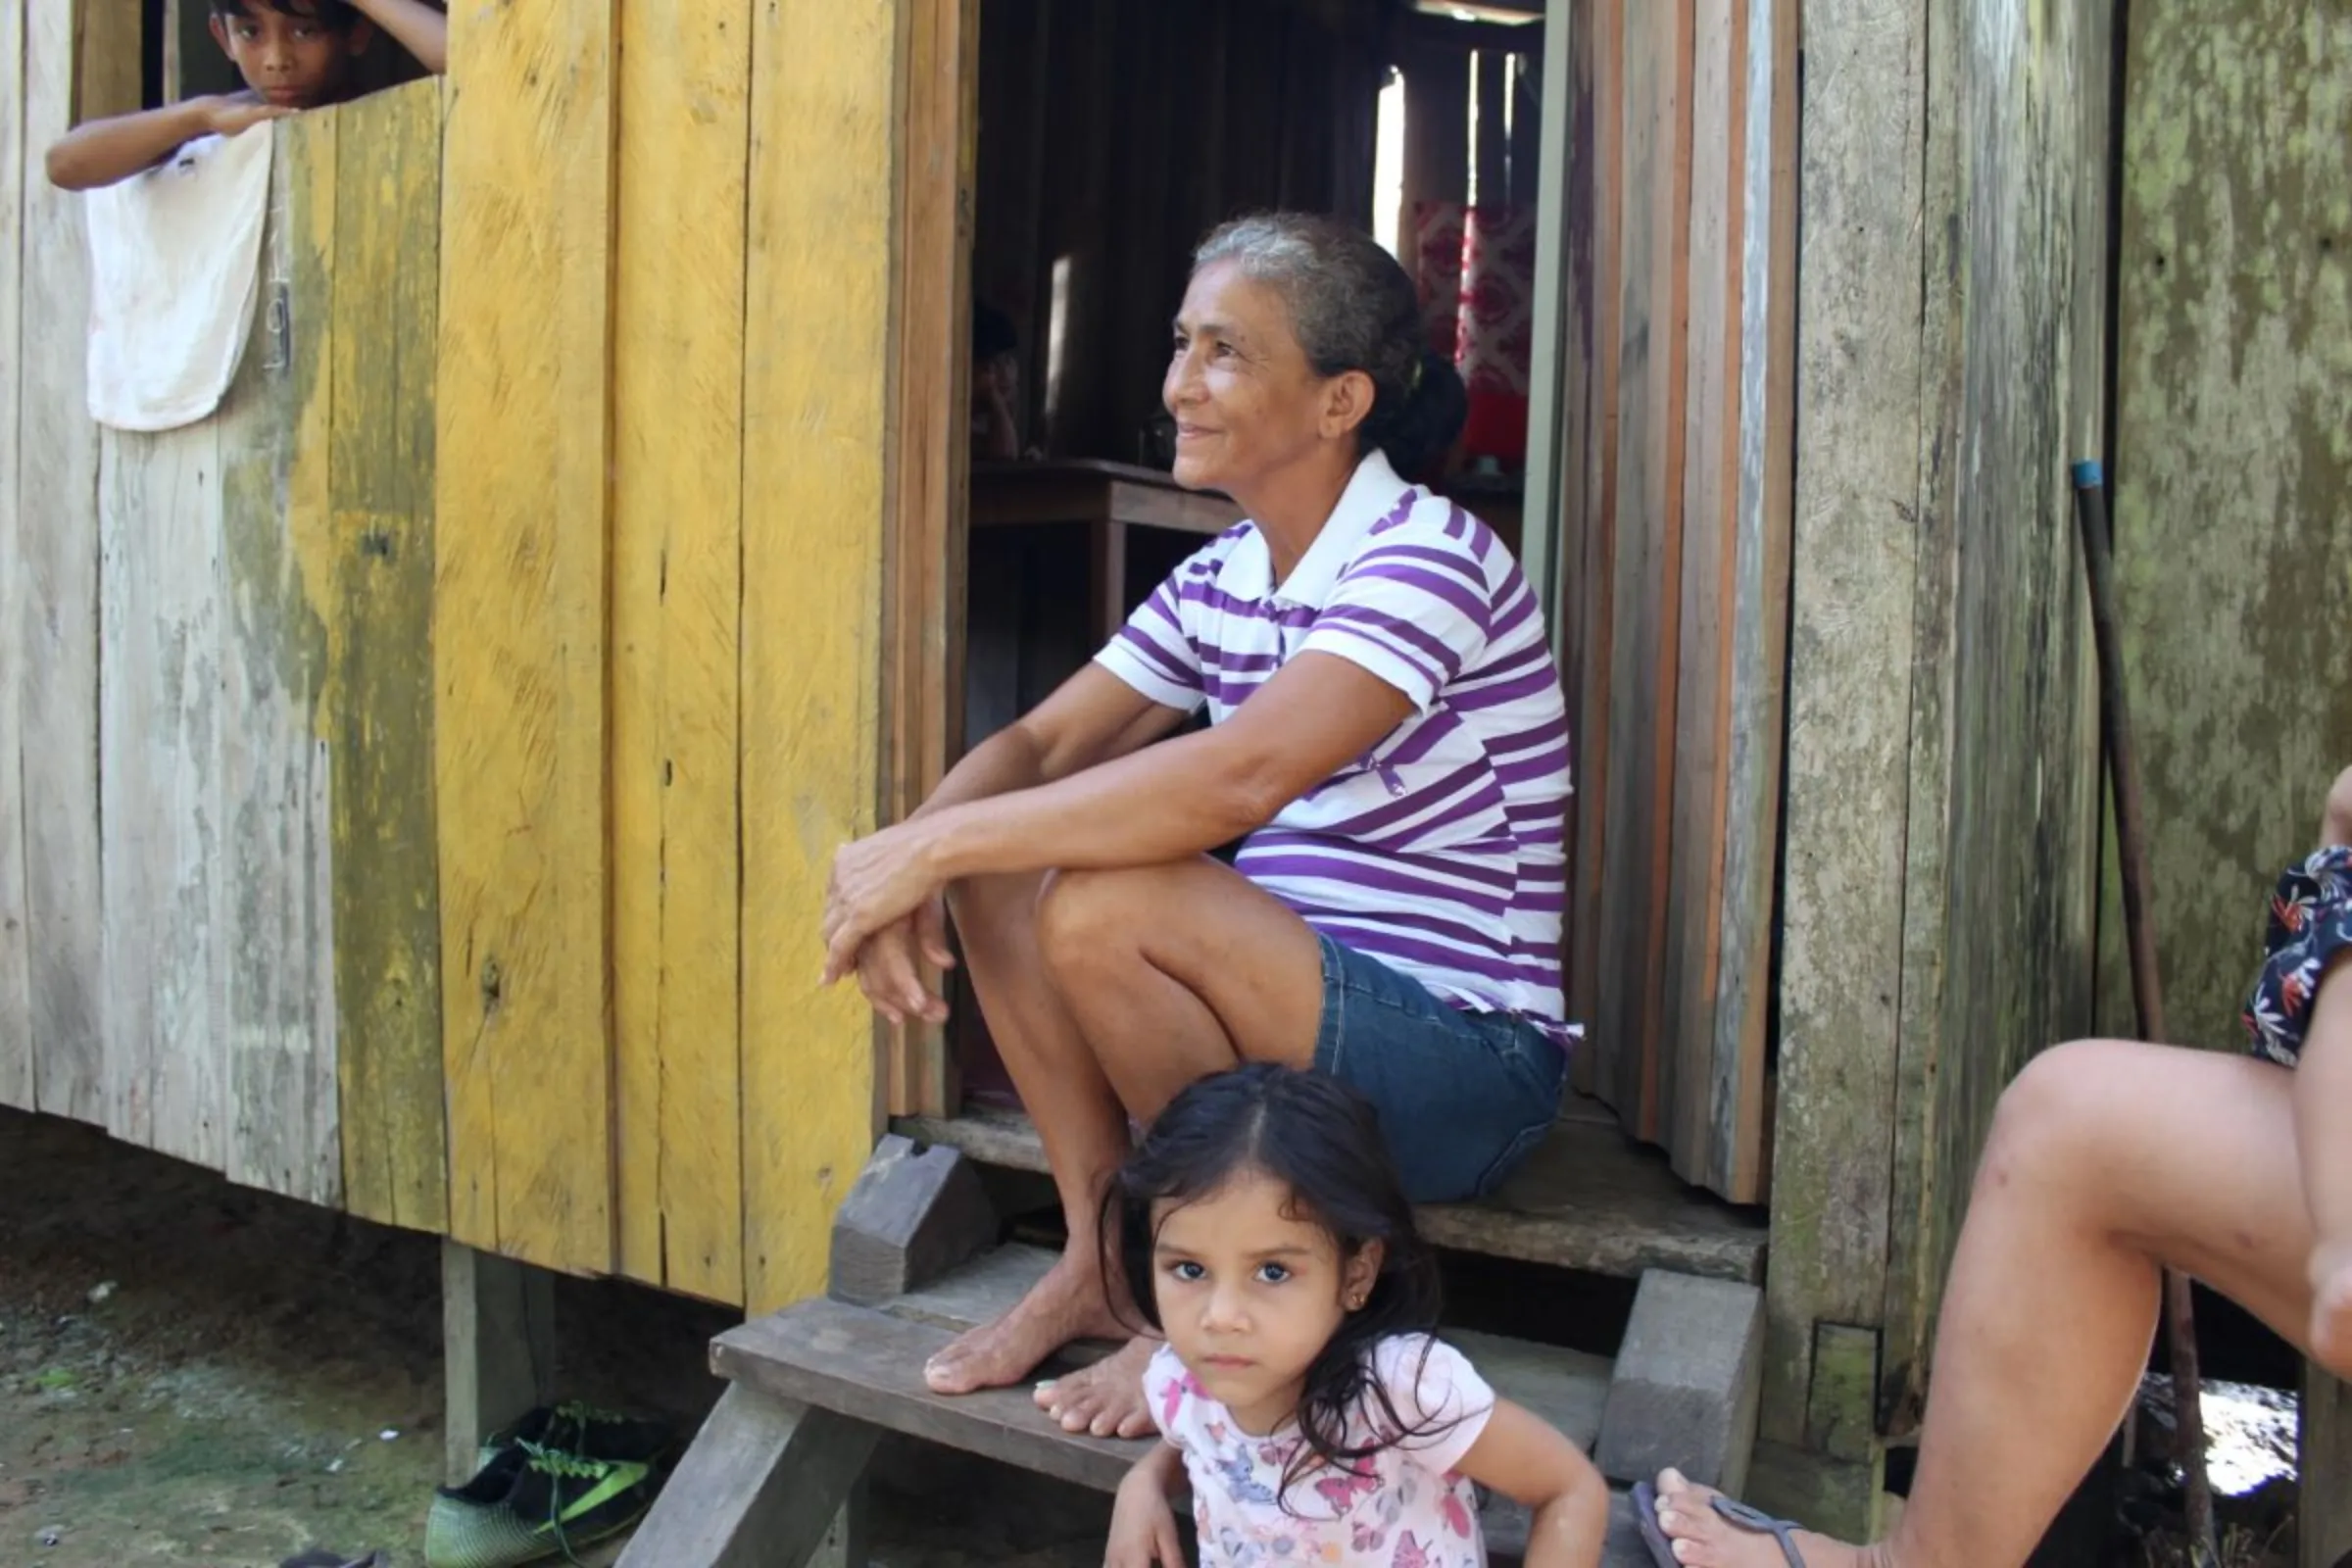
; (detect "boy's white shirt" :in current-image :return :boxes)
[83,122,275,433]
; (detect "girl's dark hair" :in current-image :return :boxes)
[211,0,363,28]
[1107,1062,1449,1504]
[1192,213,1468,479]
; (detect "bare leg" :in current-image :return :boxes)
[2302,772,2352,1367]
[1653,1038,2324,1568]
[923,859,1326,1438]
[1024,858,1327,1437]
[920,870,1133,1397]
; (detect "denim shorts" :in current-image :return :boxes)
[1310,933,1571,1204]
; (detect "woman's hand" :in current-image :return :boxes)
[1105,1449,1186,1568]
[851,900,956,1026]
[822,819,949,987]
[2323,765,2352,848]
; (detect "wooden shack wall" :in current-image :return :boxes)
[6,0,920,1316]
[1756,0,2110,1530]
[2107,5,2352,1556]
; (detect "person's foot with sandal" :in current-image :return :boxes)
[1637,1471,1886,1568]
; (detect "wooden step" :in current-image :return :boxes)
[895,1097,1766,1284]
[713,1293,1656,1566]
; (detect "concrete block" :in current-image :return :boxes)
[1594,1269,1765,1494]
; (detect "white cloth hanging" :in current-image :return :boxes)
[82,123,274,433]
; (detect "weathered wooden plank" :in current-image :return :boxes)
[1559,0,1622,1097]
[1876,0,1965,1442]
[0,0,35,1112]
[210,110,338,1205]
[2304,1364,2352,1568]
[441,1239,557,1486]
[434,0,618,1272]
[879,0,977,1120]
[2100,0,2352,1048]
[1701,0,1796,1206]
[738,0,892,1313]
[614,1385,877,1568]
[322,82,444,1229]
[1593,0,1691,1140]
[1764,0,1928,1470]
[99,415,228,1169]
[1659,0,1738,1193]
[896,1103,1768,1285]
[611,0,752,1303]
[20,0,108,1127]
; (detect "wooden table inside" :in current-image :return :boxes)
[968,460,1244,640]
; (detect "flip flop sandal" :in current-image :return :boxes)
[280,1553,386,1568]
[1631,1481,1808,1568]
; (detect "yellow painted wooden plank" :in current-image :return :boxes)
[738,0,893,1314]
[611,2,750,1301]
[324,82,448,1232]
[435,0,617,1272]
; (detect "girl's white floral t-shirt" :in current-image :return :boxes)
[1145,1336,1494,1568]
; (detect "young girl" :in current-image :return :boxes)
[1103,1063,1609,1568]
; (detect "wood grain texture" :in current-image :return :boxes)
[611,0,751,1303]
[1707,0,1795,1206]
[98,415,227,1168]
[215,112,338,1206]
[2100,0,2352,1048]
[434,0,617,1272]
[613,1385,877,1568]
[1881,0,2106,1444]
[322,82,446,1230]
[20,0,107,1127]
[1558,0,1622,1098]
[1592,0,1691,1141]
[879,0,978,1119]
[2304,1364,2352,1568]
[1659,0,1738,1193]
[0,0,35,1112]
[1764,0,1926,1455]
[737,0,892,1313]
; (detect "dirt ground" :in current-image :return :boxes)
[0,1105,1109,1568]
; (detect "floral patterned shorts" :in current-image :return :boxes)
[2243,844,2352,1067]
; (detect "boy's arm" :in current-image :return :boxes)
[349,0,448,74]
[46,96,284,191]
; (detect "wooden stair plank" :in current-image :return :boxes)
[895,1101,1766,1284]
[714,1299,1143,1493]
[886,1244,1616,1446]
[715,1295,1654,1565]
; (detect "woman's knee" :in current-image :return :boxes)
[1977,1038,2138,1199]
[1035,867,1152,985]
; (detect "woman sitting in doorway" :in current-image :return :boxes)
[820,213,1577,1439]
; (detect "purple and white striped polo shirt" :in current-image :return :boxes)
[1096,450,1576,1042]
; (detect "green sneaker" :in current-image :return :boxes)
[472,1401,674,1476]
[424,1440,659,1568]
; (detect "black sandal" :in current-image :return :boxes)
[1632,1480,1808,1568]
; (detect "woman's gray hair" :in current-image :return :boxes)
[1192,214,1466,474]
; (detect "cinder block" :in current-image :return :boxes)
[828,1135,997,1306]
[1594,1269,1765,1494]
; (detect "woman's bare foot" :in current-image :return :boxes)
[2312,1242,2352,1378]
[1036,1335,1158,1438]
[923,1250,1130,1396]
[1649,1469,1886,1568]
